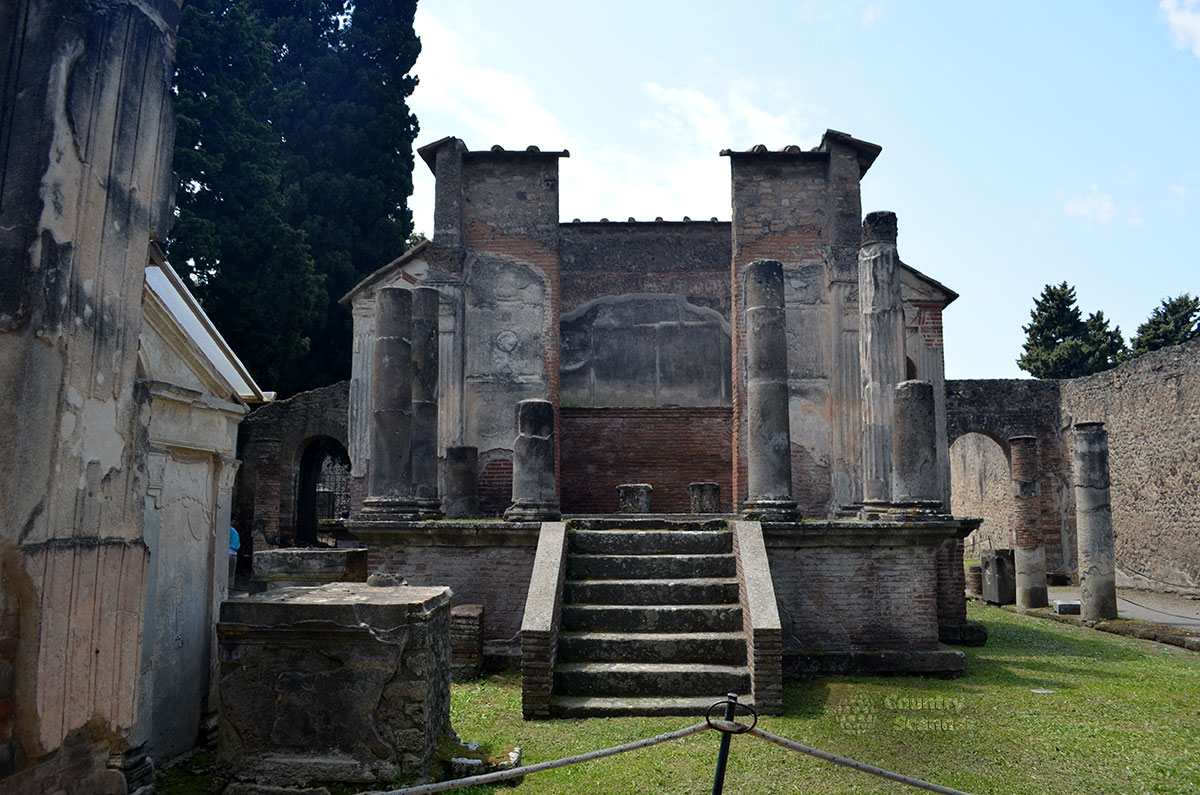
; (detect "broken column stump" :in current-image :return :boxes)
[504,399,561,521]
[444,446,481,518]
[690,482,721,514]
[616,483,653,513]
[217,583,452,786]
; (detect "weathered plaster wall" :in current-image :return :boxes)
[0,0,180,786]
[559,221,731,317]
[1058,339,1200,592]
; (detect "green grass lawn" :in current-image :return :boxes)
[445,603,1200,794]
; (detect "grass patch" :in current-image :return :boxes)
[448,603,1200,794]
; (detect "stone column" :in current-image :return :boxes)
[411,287,442,518]
[363,287,417,517]
[859,211,906,514]
[690,482,721,514]
[443,446,479,519]
[742,260,797,521]
[504,399,560,522]
[890,380,941,511]
[1010,435,1047,608]
[1073,422,1117,620]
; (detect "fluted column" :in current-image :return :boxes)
[742,260,797,521]
[859,211,906,514]
[1073,422,1117,620]
[1010,435,1047,608]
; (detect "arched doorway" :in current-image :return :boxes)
[949,432,1012,558]
[296,436,351,546]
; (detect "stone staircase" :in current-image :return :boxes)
[550,521,751,717]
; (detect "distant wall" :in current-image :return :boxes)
[1059,339,1200,592]
[948,339,1200,592]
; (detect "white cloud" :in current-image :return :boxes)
[1170,184,1189,198]
[862,2,885,28]
[1161,0,1200,60]
[1064,185,1117,225]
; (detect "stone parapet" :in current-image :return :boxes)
[521,522,568,719]
[731,521,783,715]
[217,584,452,786]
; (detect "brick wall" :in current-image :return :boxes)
[560,407,733,513]
[366,544,536,653]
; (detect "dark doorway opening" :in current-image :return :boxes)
[296,436,351,546]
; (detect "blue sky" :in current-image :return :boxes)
[407,1,1200,379]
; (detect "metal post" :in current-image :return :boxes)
[711,693,738,795]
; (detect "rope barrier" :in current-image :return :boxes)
[712,721,973,795]
[380,721,712,794]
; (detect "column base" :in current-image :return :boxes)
[886,500,946,519]
[1016,586,1049,609]
[743,499,799,523]
[939,620,989,647]
[503,501,561,522]
[858,500,892,520]
[361,496,424,520]
[413,497,444,520]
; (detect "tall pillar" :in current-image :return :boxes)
[1010,435,1047,608]
[504,399,560,522]
[742,260,797,521]
[859,211,906,514]
[363,287,417,517]
[410,287,442,518]
[1073,422,1117,620]
[890,380,941,511]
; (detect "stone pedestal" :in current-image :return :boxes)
[858,212,906,513]
[690,482,721,514]
[217,583,452,786]
[504,399,561,521]
[981,549,1016,605]
[742,260,797,521]
[363,287,418,518]
[1073,422,1117,621]
[444,446,480,519]
[1010,435,1047,608]
[617,483,653,513]
[411,287,443,518]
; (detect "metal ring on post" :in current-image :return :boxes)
[705,698,758,734]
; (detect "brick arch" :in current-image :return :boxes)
[944,379,1075,575]
[234,381,349,547]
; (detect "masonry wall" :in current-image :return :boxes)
[560,407,734,513]
[1058,339,1200,592]
[950,433,1013,557]
[559,221,732,317]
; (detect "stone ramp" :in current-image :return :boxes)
[550,522,751,717]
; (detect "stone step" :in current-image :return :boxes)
[567,529,731,556]
[558,631,746,665]
[564,577,739,605]
[562,604,743,633]
[550,694,753,719]
[567,553,736,580]
[553,662,751,697]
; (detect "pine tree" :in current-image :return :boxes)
[1129,294,1200,357]
[169,0,420,396]
[1017,283,1127,378]
[170,0,324,396]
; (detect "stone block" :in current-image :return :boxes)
[217,584,452,786]
[616,484,653,513]
[1053,600,1081,615]
[690,482,721,514]
[981,549,1016,606]
[250,548,368,592]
